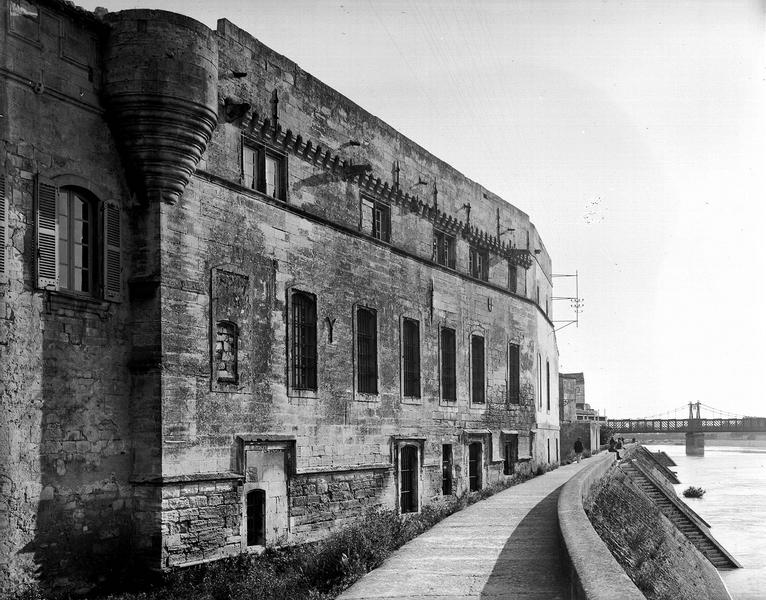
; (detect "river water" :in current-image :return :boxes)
[646,444,766,600]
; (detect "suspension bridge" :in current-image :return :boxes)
[608,402,766,455]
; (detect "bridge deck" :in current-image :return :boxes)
[608,417,766,434]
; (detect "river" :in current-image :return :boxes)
[646,443,766,600]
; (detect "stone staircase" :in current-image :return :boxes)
[620,460,740,570]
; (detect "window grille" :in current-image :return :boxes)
[292,292,317,390]
[468,442,482,491]
[471,335,485,404]
[400,445,419,513]
[357,307,378,394]
[402,318,420,397]
[508,343,520,405]
[440,327,456,401]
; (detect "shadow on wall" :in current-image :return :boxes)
[18,303,158,595]
[480,487,570,598]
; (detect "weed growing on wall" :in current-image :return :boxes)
[682,486,705,498]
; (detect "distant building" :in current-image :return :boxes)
[559,373,604,456]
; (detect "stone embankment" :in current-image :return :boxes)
[559,445,733,600]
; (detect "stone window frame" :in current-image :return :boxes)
[433,228,456,269]
[210,264,250,393]
[353,301,380,401]
[466,436,486,492]
[34,173,122,303]
[286,287,319,399]
[393,437,425,515]
[360,195,391,243]
[507,340,521,407]
[468,328,487,409]
[438,323,457,406]
[242,138,288,201]
[399,315,422,404]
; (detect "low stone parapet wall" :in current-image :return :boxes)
[557,452,645,600]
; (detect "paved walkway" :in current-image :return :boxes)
[339,459,594,600]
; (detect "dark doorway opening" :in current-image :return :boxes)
[469,442,482,492]
[246,489,266,546]
[400,445,419,513]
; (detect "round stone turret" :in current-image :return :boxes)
[103,10,218,204]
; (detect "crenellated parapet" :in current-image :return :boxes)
[103,10,218,204]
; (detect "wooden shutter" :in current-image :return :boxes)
[103,200,122,301]
[35,175,58,290]
[0,172,6,279]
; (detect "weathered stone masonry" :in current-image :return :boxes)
[0,0,560,592]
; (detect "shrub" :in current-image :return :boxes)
[682,486,706,498]
[582,449,592,458]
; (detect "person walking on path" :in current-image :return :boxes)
[608,436,621,460]
[574,438,584,463]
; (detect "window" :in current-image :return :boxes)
[400,445,419,513]
[468,442,482,491]
[246,489,266,546]
[0,172,6,280]
[469,246,489,281]
[546,359,551,411]
[471,335,485,404]
[214,321,238,383]
[402,318,420,398]
[434,230,456,268]
[440,327,456,401]
[442,444,453,495]
[537,353,542,409]
[508,261,517,293]
[357,307,378,394]
[547,439,551,463]
[508,343,520,405]
[361,197,390,242]
[291,292,317,390]
[243,144,286,200]
[503,435,519,476]
[35,177,121,300]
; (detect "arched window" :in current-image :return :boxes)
[400,445,419,513]
[291,291,317,390]
[58,187,96,294]
[35,177,121,299]
[246,489,266,546]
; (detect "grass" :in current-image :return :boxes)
[682,486,706,499]
[14,469,544,600]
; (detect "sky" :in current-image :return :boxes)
[76,0,766,420]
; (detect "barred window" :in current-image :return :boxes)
[471,335,485,404]
[440,327,456,401]
[291,292,317,390]
[402,318,420,397]
[400,445,419,514]
[441,444,453,495]
[357,307,377,394]
[508,343,520,405]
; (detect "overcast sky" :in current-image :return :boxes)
[78,0,766,420]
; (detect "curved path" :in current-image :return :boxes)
[339,459,595,600]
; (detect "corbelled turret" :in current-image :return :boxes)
[103,10,218,204]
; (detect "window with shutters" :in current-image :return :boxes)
[35,176,121,300]
[440,327,456,402]
[243,143,286,200]
[361,197,391,242]
[433,230,456,268]
[508,343,520,406]
[356,307,378,395]
[469,246,488,281]
[470,334,485,405]
[291,291,317,391]
[402,318,420,399]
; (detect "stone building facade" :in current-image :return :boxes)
[0,0,560,592]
